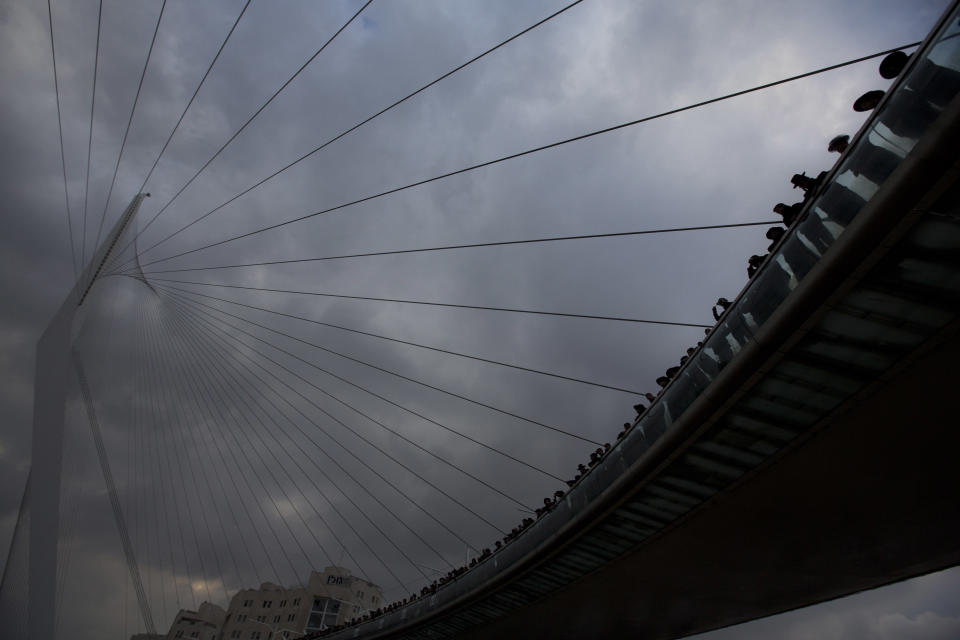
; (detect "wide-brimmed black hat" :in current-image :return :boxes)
[879,51,909,79]
[853,90,885,112]
[828,134,850,152]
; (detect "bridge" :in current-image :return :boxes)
[312,7,960,638]
[1,1,959,639]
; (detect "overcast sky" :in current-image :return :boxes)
[2,0,959,638]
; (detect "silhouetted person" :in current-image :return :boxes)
[656,375,670,387]
[633,403,646,417]
[747,254,764,278]
[644,392,657,402]
[766,226,785,251]
[791,171,821,194]
[712,297,731,320]
[867,48,959,135]
[853,89,885,112]
[879,50,910,79]
[665,365,680,378]
[828,134,850,154]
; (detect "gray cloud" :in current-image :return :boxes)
[2,0,957,637]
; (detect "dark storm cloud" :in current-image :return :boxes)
[2,0,958,638]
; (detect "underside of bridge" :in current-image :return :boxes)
[457,68,960,640]
[389,149,960,640]
[458,318,960,640]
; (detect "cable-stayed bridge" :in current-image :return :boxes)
[1,1,959,639]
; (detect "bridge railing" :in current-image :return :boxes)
[648,15,960,446]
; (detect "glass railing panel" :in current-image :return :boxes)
[614,4,960,483]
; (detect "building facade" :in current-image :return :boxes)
[165,602,227,639]
[220,566,383,639]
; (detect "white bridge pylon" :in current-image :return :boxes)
[28,193,150,639]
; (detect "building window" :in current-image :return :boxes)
[263,600,272,608]
[231,632,241,639]
[243,599,253,607]
[237,614,247,622]
[372,596,378,605]
[175,633,184,639]
[190,633,198,638]
[305,597,342,631]
[273,615,280,623]
[250,633,261,640]
[279,599,287,607]
[356,591,364,599]
[287,614,296,622]
[256,615,266,623]
[292,598,301,606]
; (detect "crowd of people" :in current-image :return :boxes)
[304,159,832,640]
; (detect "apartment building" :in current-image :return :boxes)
[221,566,383,639]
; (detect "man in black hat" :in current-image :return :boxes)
[791,171,824,195]
[747,254,764,278]
[766,226,785,251]
[773,201,803,226]
[828,134,849,154]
